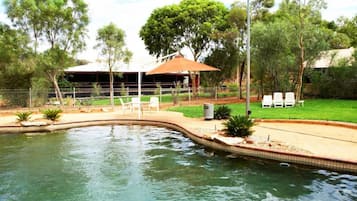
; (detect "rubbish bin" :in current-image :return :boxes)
[203,103,214,120]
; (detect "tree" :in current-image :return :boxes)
[0,23,34,106]
[202,37,239,89]
[277,0,329,101]
[227,2,247,99]
[5,0,89,104]
[251,20,295,96]
[336,15,357,47]
[95,23,132,107]
[224,0,274,99]
[140,0,228,97]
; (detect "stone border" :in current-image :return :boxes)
[255,119,357,130]
[0,119,356,173]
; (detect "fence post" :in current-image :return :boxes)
[73,87,76,107]
[29,88,32,108]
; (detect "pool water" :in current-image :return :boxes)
[0,125,356,201]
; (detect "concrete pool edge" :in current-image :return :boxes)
[0,118,356,173]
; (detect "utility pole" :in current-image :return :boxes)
[246,0,251,117]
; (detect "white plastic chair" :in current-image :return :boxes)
[284,92,296,107]
[119,98,132,112]
[273,92,284,108]
[262,95,273,108]
[131,97,141,111]
[148,97,159,111]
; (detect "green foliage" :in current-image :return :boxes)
[140,0,228,59]
[5,0,90,105]
[120,82,127,97]
[336,15,357,47]
[223,115,255,137]
[91,82,102,97]
[171,81,181,105]
[306,67,357,99]
[42,108,62,121]
[95,23,132,106]
[0,24,34,106]
[214,105,231,120]
[154,83,161,95]
[15,111,32,122]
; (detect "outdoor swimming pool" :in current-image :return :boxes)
[0,125,356,201]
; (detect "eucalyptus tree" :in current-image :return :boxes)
[0,23,34,106]
[336,15,357,47]
[140,0,228,97]
[251,20,295,96]
[222,0,274,99]
[95,23,132,107]
[277,0,329,101]
[4,0,89,104]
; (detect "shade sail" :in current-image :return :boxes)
[146,55,220,75]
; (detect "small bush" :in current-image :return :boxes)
[223,115,255,137]
[42,108,62,121]
[15,111,32,122]
[214,105,231,120]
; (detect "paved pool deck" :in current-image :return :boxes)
[0,109,356,172]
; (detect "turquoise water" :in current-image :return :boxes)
[0,125,356,201]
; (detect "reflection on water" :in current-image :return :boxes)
[0,125,356,201]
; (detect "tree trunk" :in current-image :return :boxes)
[296,35,304,102]
[190,72,198,98]
[51,74,63,105]
[109,68,114,107]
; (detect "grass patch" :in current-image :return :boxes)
[167,99,357,123]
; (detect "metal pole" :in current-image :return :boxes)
[246,0,251,117]
[159,86,162,102]
[138,71,141,119]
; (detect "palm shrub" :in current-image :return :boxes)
[15,111,32,122]
[223,115,255,137]
[214,105,231,120]
[42,108,62,121]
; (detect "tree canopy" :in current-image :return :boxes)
[4,0,89,104]
[140,0,228,61]
[95,23,132,107]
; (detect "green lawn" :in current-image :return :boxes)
[167,99,357,123]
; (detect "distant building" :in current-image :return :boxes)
[64,62,186,90]
[307,47,355,69]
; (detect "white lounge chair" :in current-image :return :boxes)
[148,97,159,111]
[119,98,132,112]
[131,97,141,111]
[273,92,284,108]
[284,92,296,107]
[262,95,273,108]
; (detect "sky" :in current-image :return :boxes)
[0,0,356,67]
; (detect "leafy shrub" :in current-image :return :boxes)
[91,82,102,97]
[223,115,255,137]
[214,105,231,120]
[15,111,32,122]
[42,108,62,121]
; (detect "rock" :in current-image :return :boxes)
[21,121,48,127]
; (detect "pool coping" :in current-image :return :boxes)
[1,118,356,173]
